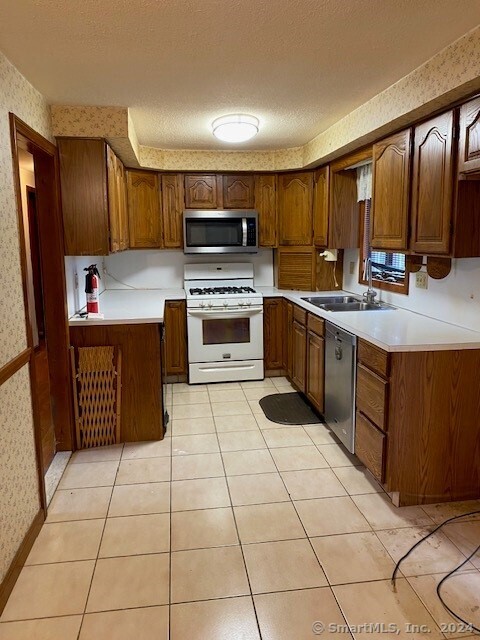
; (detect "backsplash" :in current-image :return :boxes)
[64,249,274,314]
[343,249,480,332]
[103,249,274,291]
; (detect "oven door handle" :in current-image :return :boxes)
[187,308,263,319]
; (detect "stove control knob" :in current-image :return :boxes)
[199,301,206,308]
[246,300,252,306]
[223,301,229,307]
[207,301,213,308]
[238,301,245,306]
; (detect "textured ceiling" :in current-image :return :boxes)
[1,0,480,150]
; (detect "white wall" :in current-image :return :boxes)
[64,256,106,316]
[343,249,480,332]
[103,249,274,290]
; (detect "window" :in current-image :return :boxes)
[359,199,409,294]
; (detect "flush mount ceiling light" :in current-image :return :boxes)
[212,114,259,143]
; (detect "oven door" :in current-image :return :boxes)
[187,307,263,363]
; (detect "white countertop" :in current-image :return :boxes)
[257,287,480,352]
[69,286,480,352]
[69,289,185,326]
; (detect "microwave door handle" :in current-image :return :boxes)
[242,218,247,246]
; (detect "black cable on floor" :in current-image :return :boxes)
[390,508,480,634]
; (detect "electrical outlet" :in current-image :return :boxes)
[74,271,79,289]
[349,261,355,275]
[416,272,428,290]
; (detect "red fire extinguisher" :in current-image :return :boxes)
[84,264,101,314]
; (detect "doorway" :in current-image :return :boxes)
[10,115,74,511]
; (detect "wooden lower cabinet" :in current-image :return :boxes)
[263,298,285,372]
[291,320,307,392]
[164,300,187,377]
[356,364,388,431]
[70,324,164,443]
[355,411,386,482]
[285,301,294,377]
[306,330,324,413]
[356,338,480,505]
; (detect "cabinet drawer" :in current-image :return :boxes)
[358,339,390,378]
[307,313,324,337]
[356,364,388,431]
[293,305,307,325]
[355,411,386,482]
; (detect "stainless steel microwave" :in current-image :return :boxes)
[183,210,258,254]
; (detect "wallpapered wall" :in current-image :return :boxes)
[0,51,52,582]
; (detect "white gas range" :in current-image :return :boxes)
[184,263,264,384]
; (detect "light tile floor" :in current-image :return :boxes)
[1,377,480,639]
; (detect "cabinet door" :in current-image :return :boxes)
[285,301,293,377]
[328,168,359,249]
[59,138,109,256]
[263,298,284,370]
[371,129,411,251]
[355,411,386,482]
[185,174,218,209]
[223,175,254,208]
[313,166,329,248]
[106,146,121,253]
[411,111,454,255]
[277,246,316,290]
[127,171,162,248]
[254,174,277,247]
[161,174,184,248]
[458,97,480,174]
[164,301,187,375]
[291,320,307,392]
[116,156,129,250]
[306,330,324,413]
[278,172,313,245]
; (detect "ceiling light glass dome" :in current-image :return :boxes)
[212,114,259,143]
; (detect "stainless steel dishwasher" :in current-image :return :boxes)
[324,322,357,453]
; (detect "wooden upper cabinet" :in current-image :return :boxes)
[117,160,129,250]
[410,111,455,255]
[106,145,122,253]
[58,138,110,256]
[371,129,411,251]
[106,147,129,252]
[254,174,277,247]
[184,174,218,209]
[313,166,329,248]
[458,96,480,174]
[223,175,254,208]
[161,174,184,248]
[126,170,162,249]
[278,172,313,245]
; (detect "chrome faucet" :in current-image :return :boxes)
[363,257,377,304]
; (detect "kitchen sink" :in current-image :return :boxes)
[318,301,394,312]
[301,295,361,307]
[301,296,394,312]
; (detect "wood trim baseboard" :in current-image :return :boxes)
[0,509,44,614]
[0,348,31,387]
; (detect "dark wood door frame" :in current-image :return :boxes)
[9,114,75,504]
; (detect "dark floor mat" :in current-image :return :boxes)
[259,392,323,425]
